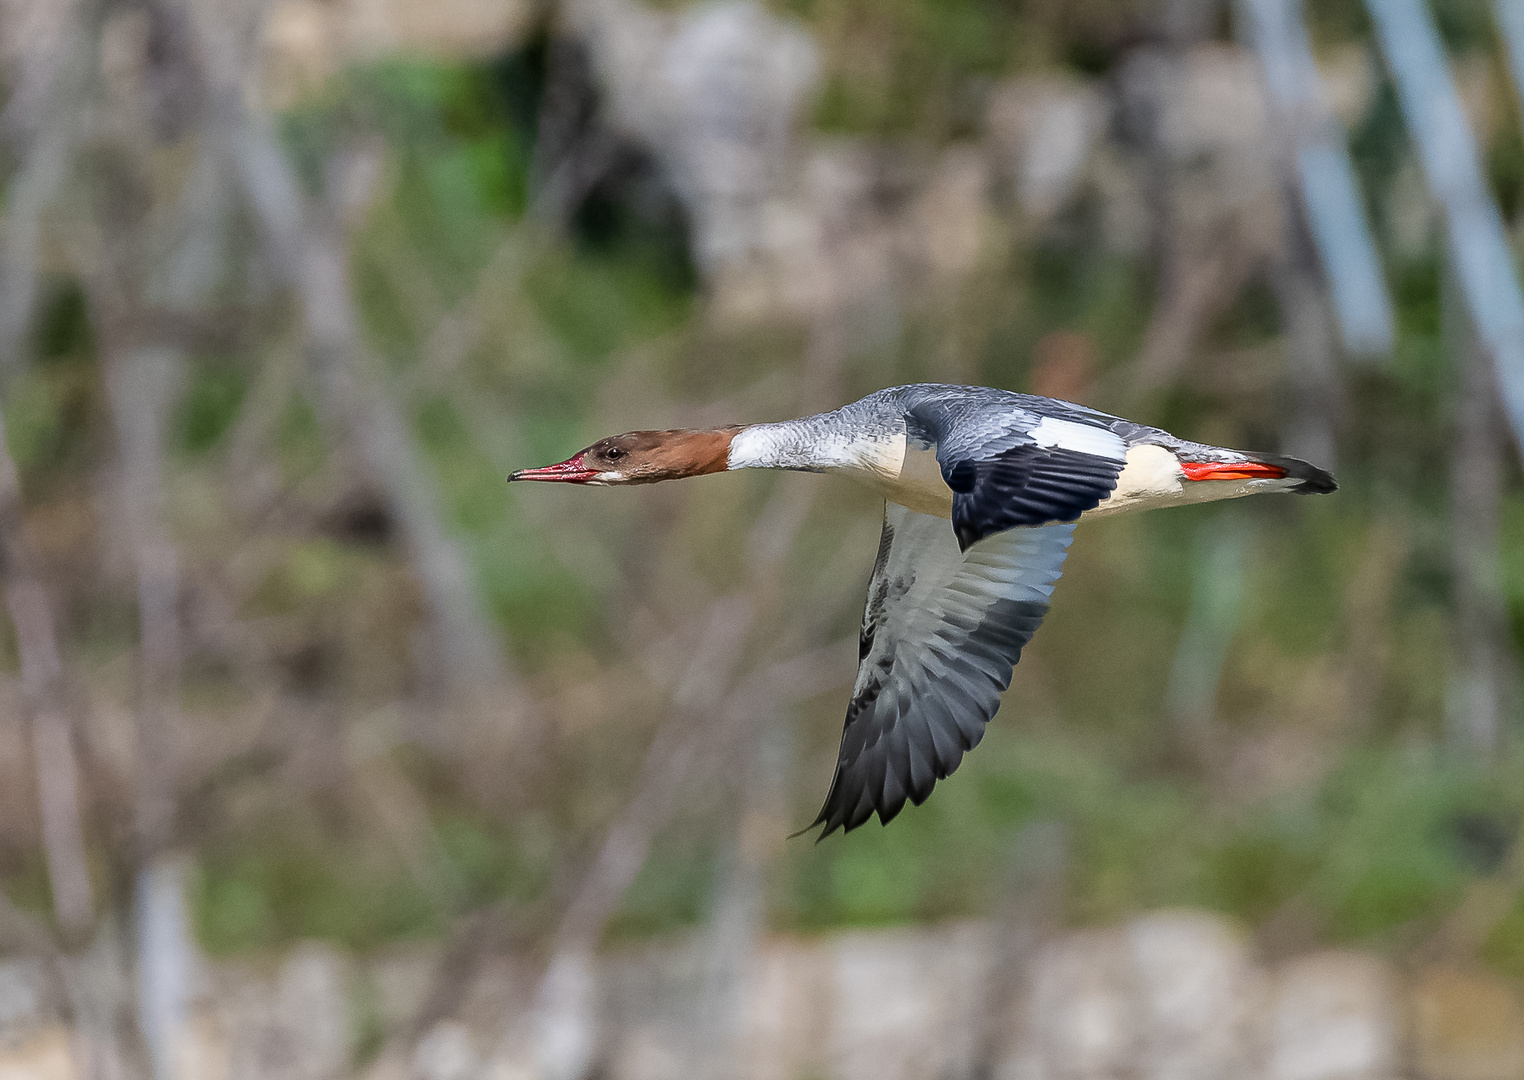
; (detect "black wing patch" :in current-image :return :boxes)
[804,506,1075,838]
[946,444,1123,551]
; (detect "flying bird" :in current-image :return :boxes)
[510,384,1336,837]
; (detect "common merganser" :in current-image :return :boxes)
[511,384,1336,837]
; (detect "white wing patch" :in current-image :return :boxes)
[1026,417,1127,462]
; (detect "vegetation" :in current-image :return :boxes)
[5,0,1524,995]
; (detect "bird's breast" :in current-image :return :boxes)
[833,434,954,517]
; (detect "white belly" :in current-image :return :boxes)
[1084,443,1184,516]
[887,440,956,516]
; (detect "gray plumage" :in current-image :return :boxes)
[805,507,1073,836]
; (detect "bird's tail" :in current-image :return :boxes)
[1178,451,1337,494]
[1244,452,1337,494]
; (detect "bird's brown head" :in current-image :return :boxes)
[509,426,744,486]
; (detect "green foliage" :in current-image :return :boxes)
[801,0,1027,135]
[4,371,70,473]
[761,735,1521,947]
[1312,752,1472,938]
[0,854,58,926]
[274,391,326,482]
[282,60,531,211]
[610,834,718,939]
[525,249,693,364]
[1303,0,1372,46]
[31,278,93,362]
[6,279,102,487]
[1348,79,1410,238]
[195,803,544,954]
[176,361,248,456]
[1431,0,1498,53]
[197,835,444,952]
[1489,125,1524,220]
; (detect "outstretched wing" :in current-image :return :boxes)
[907,401,1127,550]
[805,504,1075,838]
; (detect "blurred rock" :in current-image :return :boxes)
[601,938,707,1080]
[277,943,352,1079]
[1022,928,1138,1079]
[175,1013,232,1080]
[986,77,1107,220]
[414,1020,480,1080]
[1118,43,1280,235]
[1128,911,1264,1080]
[0,1025,73,1080]
[562,0,1007,334]
[1266,951,1399,1080]
[535,950,599,1080]
[596,923,993,1080]
[1318,46,1379,131]
[0,0,65,81]
[570,0,819,277]
[27,914,1524,1080]
[220,943,352,1080]
[367,945,440,1032]
[259,1,334,112]
[732,938,832,1080]
[1155,45,1269,169]
[0,962,44,1041]
[1411,968,1524,1080]
[910,146,990,280]
[441,955,525,1042]
[826,924,987,1080]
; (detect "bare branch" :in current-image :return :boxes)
[101,345,185,859]
[191,17,515,701]
[0,412,95,941]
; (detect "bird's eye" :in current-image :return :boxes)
[605,447,625,460]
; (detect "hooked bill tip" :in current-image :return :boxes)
[507,454,599,483]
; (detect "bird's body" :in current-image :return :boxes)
[511,384,1336,837]
[724,385,1316,525]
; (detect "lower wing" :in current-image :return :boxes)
[803,504,1075,837]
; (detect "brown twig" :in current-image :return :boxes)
[0,413,96,942]
[100,344,185,863]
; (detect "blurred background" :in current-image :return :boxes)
[5,0,1524,1075]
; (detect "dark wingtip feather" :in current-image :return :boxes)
[794,781,889,842]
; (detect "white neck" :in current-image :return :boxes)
[728,415,901,472]
[728,421,808,470]
[727,416,927,504]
